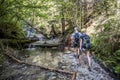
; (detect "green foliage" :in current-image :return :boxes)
[93,17,120,75]
[115,65,120,74]
[113,50,120,74]
[93,18,120,53]
[90,1,120,76]
[115,50,120,56]
[0,0,57,38]
[0,21,24,39]
[95,0,116,15]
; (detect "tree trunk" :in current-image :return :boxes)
[61,8,65,36]
[104,1,108,16]
[50,24,57,36]
[80,1,83,29]
[83,0,87,27]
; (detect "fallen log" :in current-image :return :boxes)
[3,49,73,75]
[26,43,60,48]
[25,39,64,48]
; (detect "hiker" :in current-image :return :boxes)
[70,27,82,57]
[79,29,92,70]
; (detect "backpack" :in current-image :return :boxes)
[74,32,80,43]
[82,34,91,49]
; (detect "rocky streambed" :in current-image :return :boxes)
[0,48,115,80]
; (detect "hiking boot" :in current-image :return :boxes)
[73,54,79,58]
[77,63,81,66]
[88,66,91,71]
[73,54,76,58]
[76,54,79,59]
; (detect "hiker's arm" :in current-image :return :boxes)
[70,35,74,44]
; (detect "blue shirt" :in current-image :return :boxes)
[71,32,82,39]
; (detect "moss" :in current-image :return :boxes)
[92,18,120,77]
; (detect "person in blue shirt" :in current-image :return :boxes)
[70,27,82,58]
[79,29,92,71]
[70,27,92,71]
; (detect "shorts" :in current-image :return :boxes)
[82,43,91,50]
[71,42,79,48]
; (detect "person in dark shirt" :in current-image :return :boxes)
[79,29,92,71]
[70,27,82,58]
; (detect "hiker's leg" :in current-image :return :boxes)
[77,47,79,55]
[69,41,77,53]
[76,43,80,56]
[74,46,78,53]
[78,50,82,64]
[86,50,91,67]
[72,42,77,53]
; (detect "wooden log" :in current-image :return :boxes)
[29,43,60,48]
[4,49,24,63]
[25,39,63,48]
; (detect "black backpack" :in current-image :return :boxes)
[82,34,91,49]
[74,32,80,43]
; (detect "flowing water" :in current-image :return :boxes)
[0,47,115,80]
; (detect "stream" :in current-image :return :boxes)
[0,47,115,80]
